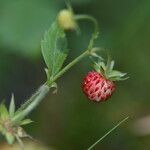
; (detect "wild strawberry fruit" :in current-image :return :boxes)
[82,60,127,102]
[82,71,115,102]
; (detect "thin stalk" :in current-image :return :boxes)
[87,116,129,150]
[65,0,73,13]
[15,135,24,150]
[46,50,90,86]
[75,15,99,49]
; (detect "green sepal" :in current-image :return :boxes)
[93,62,106,75]
[92,55,128,81]
[0,103,9,121]
[0,124,2,131]
[107,70,127,78]
[109,76,129,81]
[5,132,15,145]
[9,94,15,118]
[106,60,115,73]
[90,50,104,61]
[19,119,33,126]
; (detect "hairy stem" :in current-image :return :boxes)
[12,85,50,123]
[16,89,41,114]
[12,49,91,123]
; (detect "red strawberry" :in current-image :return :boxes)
[82,60,127,102]
[82,71,115,102]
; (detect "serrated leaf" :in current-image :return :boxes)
[19,119,33,126]
[0,103,9,120]
[9,94,15,117]
[41,21,68,78]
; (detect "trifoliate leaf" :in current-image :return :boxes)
[41,21,68,78]
[19,119,33,126]
[5,132,15,145]
[9,94,15,117]
[0,103,9,120]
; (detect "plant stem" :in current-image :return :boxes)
[46,50,90,86]
[12,15,99,124]
[15,135,25,150]
[12,85,50,123]
[87,116,129,150]
[12,50,91,123]
[15,89,41,114]
[75,14,99,49]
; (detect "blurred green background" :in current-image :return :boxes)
[0,0,150,149]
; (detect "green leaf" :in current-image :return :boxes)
[9,94,15,117]
[108,60,115,72]
[41,21,68,78]
[0,103,9,120]
[19,119,33,126]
